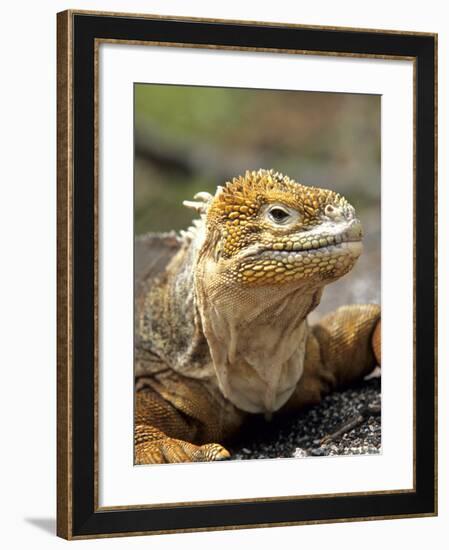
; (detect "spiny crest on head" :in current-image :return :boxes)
[220,169,296,200]
[182,169,350,235]
[207,169,348,221]
[209,169,298,221]
[180,191,212,241]
[182,191,214,216]
[182,170,296,217]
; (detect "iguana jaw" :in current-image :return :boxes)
[234,219,363,287]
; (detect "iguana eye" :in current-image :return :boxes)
[268,206,291,224]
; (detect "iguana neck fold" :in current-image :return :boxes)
[195,262,323,412]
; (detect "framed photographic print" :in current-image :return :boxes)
[57,10,437,539]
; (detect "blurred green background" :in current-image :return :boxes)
[134,84,380,311]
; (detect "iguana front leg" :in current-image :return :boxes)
[285,304,381,411]
[135,389,231,464]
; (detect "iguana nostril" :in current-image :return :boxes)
[325,204,342,219]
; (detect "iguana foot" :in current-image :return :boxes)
[135,436,230,465]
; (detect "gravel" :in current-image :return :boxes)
[228,375,381,461]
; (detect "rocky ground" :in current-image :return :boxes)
[228,374,381,461]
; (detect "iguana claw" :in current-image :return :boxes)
[135,436,230,465]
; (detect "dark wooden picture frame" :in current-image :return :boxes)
[57,10,437,540]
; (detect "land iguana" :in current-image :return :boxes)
[134,169,381,464]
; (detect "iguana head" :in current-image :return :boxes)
[185,169,362,289]
[183,169,363,413]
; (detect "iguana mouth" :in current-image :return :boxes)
[240,220,362,259]
[235,220,363,285]
[258,240,362,259]
[266,236,361,256]
[266,218,362,253]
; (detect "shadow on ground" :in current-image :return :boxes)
[25,518,56,535]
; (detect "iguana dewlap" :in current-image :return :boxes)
[134,169,381,464]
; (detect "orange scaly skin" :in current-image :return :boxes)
[135,170,381,464]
